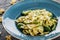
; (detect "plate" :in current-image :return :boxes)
[2,0,60,40]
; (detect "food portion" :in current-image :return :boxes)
[16,9,58,36]
[0,16,2,23]
[0,8,5,14]
[5,35,11,40]
[10,0,17,5]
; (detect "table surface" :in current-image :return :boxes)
[0,0,60,40]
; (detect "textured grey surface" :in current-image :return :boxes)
[0,0,20,40]
[0,0,60,40]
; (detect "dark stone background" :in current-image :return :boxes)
[0,0,60,40]
[0,0,20,40]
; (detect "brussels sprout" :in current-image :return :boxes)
[52,23,56,31]
[22,10,31,15]
[17,23,24,28]
[44,26,51,32]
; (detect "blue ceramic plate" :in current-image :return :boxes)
[2,0,60,40]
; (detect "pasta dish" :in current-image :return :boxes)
[16,9,57,36]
